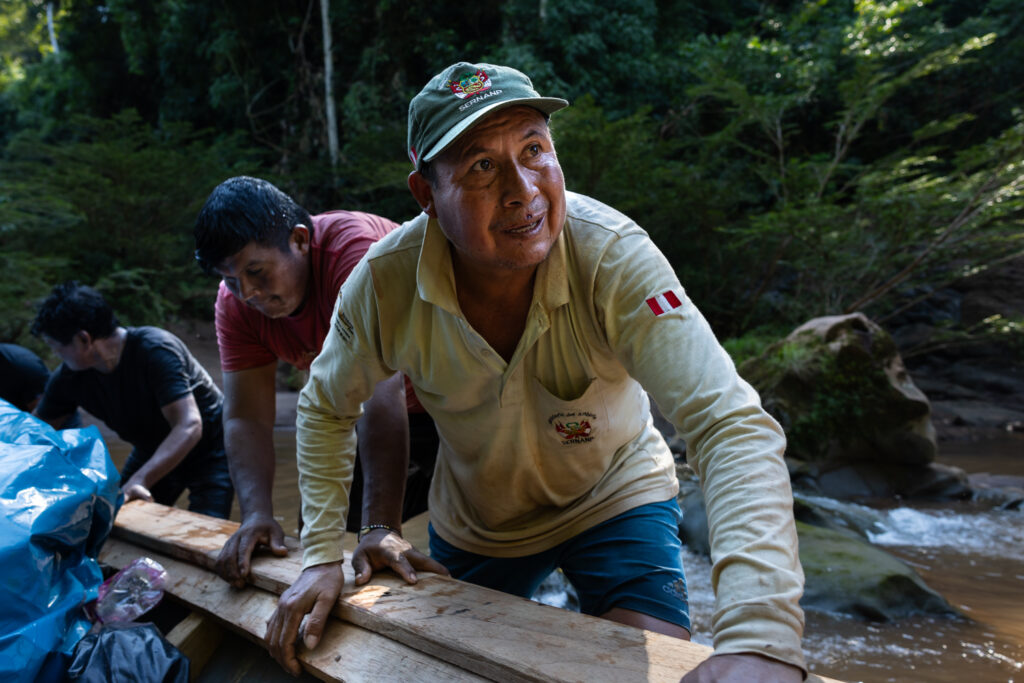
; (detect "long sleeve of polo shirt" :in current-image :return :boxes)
[584,202,806,670]
[294,256,392,567]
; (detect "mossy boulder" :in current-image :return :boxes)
[677,487,957,620]
[739,313,948,499]
[797,521,957,620]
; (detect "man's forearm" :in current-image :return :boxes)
[225,417,277,519]
[129,422,201,489]
[295,284,391,567]
[358,373,410,530]
[296,380,361,568]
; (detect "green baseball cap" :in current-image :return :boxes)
[407,62,569,168]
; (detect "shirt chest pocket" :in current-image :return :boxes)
[528,376,622,502]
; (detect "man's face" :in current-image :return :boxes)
[419,106,566,276]
[43,333,91,372]
[214,227,311,319]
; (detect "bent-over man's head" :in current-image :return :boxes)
[32,282,119,371]
[193,176,315,319]
[406,62,571,277]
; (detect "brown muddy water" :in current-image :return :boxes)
[104,421,1022,683]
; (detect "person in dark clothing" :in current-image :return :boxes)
[32,282,233,519]
[0,343,50,413]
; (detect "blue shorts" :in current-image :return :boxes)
[428,498,690,631]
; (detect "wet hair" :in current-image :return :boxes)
[31,281,119,344]
[193,176,314,273]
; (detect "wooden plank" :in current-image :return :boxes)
[112,500,842,683]
[165,612,224,682]
[100,537,486,683]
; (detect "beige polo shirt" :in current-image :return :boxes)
[297,192,805,670]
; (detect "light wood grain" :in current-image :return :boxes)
[164,612,224,682]
[111,500,843,683]
[101,537,486,683]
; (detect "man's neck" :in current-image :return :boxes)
[91,327,128,373]
[452,257,537,363]
[451,248,537,302]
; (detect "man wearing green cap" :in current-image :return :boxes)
[267,62,805,681]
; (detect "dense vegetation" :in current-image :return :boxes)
[1,0,1021,356]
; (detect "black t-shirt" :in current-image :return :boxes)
[0,343,51,412]
[37,327,224,458]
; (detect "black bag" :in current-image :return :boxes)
[64,623,189,683]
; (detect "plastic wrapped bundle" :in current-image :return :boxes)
[0,399,121,683]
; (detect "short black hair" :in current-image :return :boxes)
[418,160,437,186]
[193,176,314,273]
[31,281,119,344]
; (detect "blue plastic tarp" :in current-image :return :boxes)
[0,399,121,683]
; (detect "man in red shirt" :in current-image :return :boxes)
[194,176,436,587]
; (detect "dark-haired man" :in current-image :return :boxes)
[0,343,51,413]
[193,177,437,587]
[267,63,806,682]
[33,282,233,518]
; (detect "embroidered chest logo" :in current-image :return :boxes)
[548,411,597,445]
[448,69,491,99]
[645,289,683,317]
[555,420,592,440]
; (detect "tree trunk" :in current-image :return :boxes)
[47,2,60,54]
[320,0,339,168]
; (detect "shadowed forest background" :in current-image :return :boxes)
[1,0,1021,364]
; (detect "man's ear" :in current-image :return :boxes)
[74,330,92,348]
[408,171,436,217]
[290,224,311,255]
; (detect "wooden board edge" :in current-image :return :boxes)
[100,537,489,683]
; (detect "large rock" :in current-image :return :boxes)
[812,461,970,501]
[740,313,947,499]
[792,492,887,539]
[676,485,957,620]
[796,521,958,620]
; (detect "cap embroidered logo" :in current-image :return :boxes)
[448,69,491,99]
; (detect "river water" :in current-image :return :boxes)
[687,434,1024,683]
[532,433,1024,683]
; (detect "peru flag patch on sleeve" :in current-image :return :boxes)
[646,289,683,316]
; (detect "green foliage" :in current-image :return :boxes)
[493,0,663,117]
[0,109,261,343]
[0,0,1021,350]
[900,313,1024,362]
[721,325,793,366]
[668,0,1023,332]
[0,250,66,342]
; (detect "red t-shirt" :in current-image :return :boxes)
[216,209,396,368]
